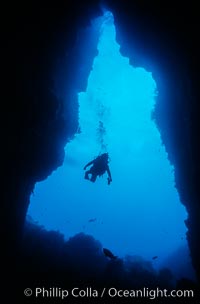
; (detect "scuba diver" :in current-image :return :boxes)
[84,153,112,185]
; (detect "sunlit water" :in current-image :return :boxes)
[28,11,190,273]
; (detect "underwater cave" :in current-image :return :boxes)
[26,10,195,281]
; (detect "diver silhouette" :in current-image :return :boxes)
[84,153,112,185]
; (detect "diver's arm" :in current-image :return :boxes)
[83,160,94,170]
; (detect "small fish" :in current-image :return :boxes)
[88,218,97,223]
[152,256,158,260]
[103,248,117,260]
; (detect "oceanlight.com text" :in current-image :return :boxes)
[24,286,194,300]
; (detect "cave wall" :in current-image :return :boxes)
[106,1,200,281]
[2,0,101,248]
[2,0,200,288]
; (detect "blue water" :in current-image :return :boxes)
[27,11,192,277]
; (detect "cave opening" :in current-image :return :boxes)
[27,10,194,280]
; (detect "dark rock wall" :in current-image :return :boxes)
[107,1,200,281]
[2,0,101,249]
[2,0,200,289]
